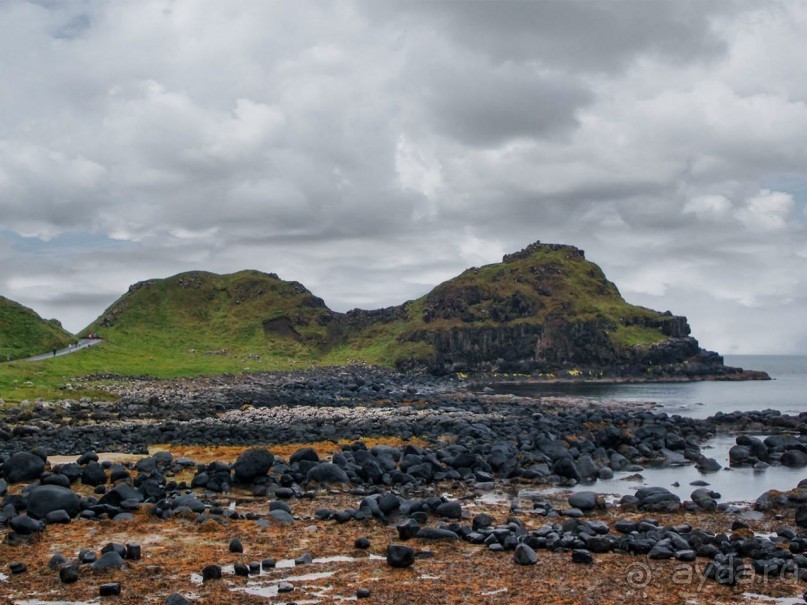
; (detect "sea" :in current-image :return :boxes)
[493,355,807,502]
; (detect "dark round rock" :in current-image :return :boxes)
[435,501,462,519]
[91,551,125,571]
[101,542,127,557]
[269,500,292,514]
[171,494,206,513]
[3,452,45,484]
[275,487,295,499]
[572,549,594,564]
[9,515,44,535]
[164,594,192,605]
[354,537,371,549]
[233,448,274,483]
[229,538,244,553]
[202,564,222,582]
[568,491,605,512]
[386,544,415,568]
[269,509,295,524]
[48,553,67,569]
[81,462,107,487]
[234,563,249,577]
[378,492,400,514]
[60,564,79,584]
[261,558,276,570]
[278,582,294,593]
[514,543,537,565]
[290,447,320,464]
[45,509,72,525]
[79,549,98,564]
[397,519,420,540]
[305,463,349,485]
[357,587,371,598]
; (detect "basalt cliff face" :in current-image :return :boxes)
[85,241,767,380]
[343,242,766,380]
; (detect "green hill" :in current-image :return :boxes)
[82,270,334,369]
[0,296,73,361]
[0,241,754,403]
[327,242,695,374]
[80,242,728,378]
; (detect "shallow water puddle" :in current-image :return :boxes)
[742,595,804,605]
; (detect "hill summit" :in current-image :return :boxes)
[0,296,73,361]
[84,241,763,380]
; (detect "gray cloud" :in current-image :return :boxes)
[0,0,805,353]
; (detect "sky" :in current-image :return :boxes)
[1,0,806,354]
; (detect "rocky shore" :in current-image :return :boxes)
[2,367,807,603]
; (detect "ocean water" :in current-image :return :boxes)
[493,356,807,501]
[490,355,807,419]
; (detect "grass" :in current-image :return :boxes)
[0,296,73,361]
[0,245,682,403]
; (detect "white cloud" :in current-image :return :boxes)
[0,0,804,353]
[735,189,796,231]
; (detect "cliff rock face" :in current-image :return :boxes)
[358,241,760,379]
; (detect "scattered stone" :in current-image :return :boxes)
[229,538,244,553]
[572,549,594,564]
[514,543,537,565]
[201,565,221,582]
[233,448,274,483]
[99,583,122,596]
[9,562,27,574]
[60,565,79,584]
[386,544,415,568]
[91,551,125,571]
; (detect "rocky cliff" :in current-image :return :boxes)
[83,241,767,380]
[341,241,767,380]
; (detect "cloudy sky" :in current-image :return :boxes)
[1,0,806,354]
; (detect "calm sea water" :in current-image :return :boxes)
[493,356,807,501]
[491,355,807,419]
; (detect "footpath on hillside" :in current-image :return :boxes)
[18,338,104,362]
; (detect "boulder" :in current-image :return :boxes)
[3,452,45,483]
[305,463,349,485]
[782,450,807,468]
[568,491,605,512]
[290,447,319,464]
[27,485,81,519]
[233,448,274,483]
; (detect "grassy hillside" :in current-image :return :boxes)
[327,242,681,368]
[0,242,700,402]
[0,296,73,361]
[81,270,336,368]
